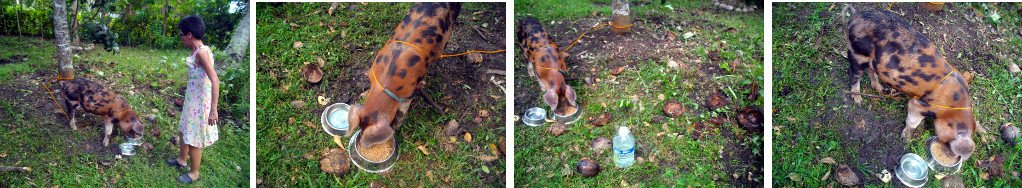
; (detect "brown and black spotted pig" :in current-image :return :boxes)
[60,78,144,147]
[843,6,975,161]
[516,17,578,114]
[345,2,461,148]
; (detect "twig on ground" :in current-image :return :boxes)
[415,87,443,113]
[0,166,30,172]
[844,90,885,98]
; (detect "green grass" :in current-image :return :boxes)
[0,35,250,186]
[255,3,505,186]
[0,36,56,82]
[514,1,763,186]
[514,0,682,22]
[773,2,1022,187]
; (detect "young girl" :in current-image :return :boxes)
[164,15,220,184]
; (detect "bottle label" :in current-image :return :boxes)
[615,147,633,155]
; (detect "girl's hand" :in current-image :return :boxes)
[207,109,218,126]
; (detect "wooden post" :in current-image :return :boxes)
[611,0,631,34]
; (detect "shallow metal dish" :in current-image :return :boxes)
[348,130,398,173]
[125,135,143,146]
[120,143,135,156]
[896,153,928,188]
[926,136,963,175]
[552,105,582,124]
[321,103,351,137]
[522,107,546,127]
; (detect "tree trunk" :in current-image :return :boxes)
[221,8,251,69]
[611,0,631,34]
[70,0,80,45]
[161,0,169,36]
[53,0,75,79]
[16,1,21,36]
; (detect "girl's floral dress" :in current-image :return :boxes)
[179,46,219,148]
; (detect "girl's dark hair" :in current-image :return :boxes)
[178,15,205,40]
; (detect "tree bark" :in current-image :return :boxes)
[70,0,80,45]
[16,1,22,36]
[611,0,631,34]
[161,0,169,36]
[221,7,251,69]
[53,0,75,79]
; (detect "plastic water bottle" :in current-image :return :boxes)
[613,126,635,168]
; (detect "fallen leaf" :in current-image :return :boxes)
[464,132,473,142]
[549,121,567,135]
[836,164,860,186]
[293,41,304,49]
[479,110,490,117]
[611,66,626,75]
[291,100,306,108]
[820,157,837,164]
[467,53,483,63]
[475,155,499,162]
[417,145,430,155]
[333,136,345,149]
[445,120,461,136]
[821,169,831,181]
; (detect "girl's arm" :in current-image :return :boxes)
[196,47,220,126]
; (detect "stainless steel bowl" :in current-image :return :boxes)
[896,153,928,187]
[522,107,546,127]
[348,130,398,173]
[120,143,135,156]
[321,103,351,137]
[926,136,963,175]
[552,105,582,124]
[125,135,143,146]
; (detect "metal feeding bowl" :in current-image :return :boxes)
[522,107,547,127]
[125,135,143,146]
[896,153,928,187]
[321,103,351,137]
[119,143,136,156]
[926,136,963,175]
[552,105,582,124]
[348,130,399,173]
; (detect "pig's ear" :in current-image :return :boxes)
[345,104,362,137]
[542,88,559,109]
[565,86,578,107]
[132,119,144,138]
[359,114,394,148]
